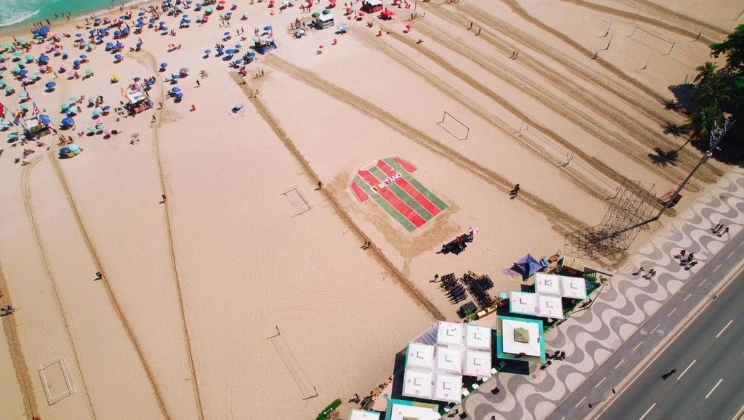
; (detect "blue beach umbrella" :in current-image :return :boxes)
[234,44,242,49]
[80,54,87,59]
[45,81,56,89]
[73,60,81,67]
[204,49,211,54]
[114,54,122,61]
[160,62,168,68]
[18,69,28,76]
[75,33,83,37]
[224,31,230,36]
[171,86,180,93]
[263,25,272,31]
[161,27,169,32]
[61,117,74,126]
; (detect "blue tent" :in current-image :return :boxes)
[513,254,544,279]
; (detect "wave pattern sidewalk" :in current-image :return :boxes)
[461,167,744,420]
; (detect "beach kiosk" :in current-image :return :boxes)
[315,12,335,29]
[125,89,152,115]
[254,34,277,54]
[361,0,383,13]
[23,115,51,139]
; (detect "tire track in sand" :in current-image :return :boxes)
[229,72,445,321]
[430,0,723,182]
[261,56,588,235]
[351,27,614,202]
[20,158,96,419]
[559,0,727,42]
[49,152,173,420]
[1,263,40,420]
[375,22,700,193]
[493,0,695,111]
[137,48,207,420]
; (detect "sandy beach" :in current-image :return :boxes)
[0,0,739,419]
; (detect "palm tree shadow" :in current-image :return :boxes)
[648,147,679,167]
[662,121,691,138]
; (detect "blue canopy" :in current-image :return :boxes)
[61,117,74,126]
[32,26,50,38]
[38,114,51,125]
[513,254,544,279]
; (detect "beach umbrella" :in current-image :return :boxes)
[61,117,74,126]
[45,81,56,89]
[18,69,28,76]
[179,67,189,74]
[104,128,112,136]
[80,54,87,60]
[73,60,81,67]
[135,22,144,28]
[406,24,412,30]
[311,12,320,18]
[25,54,34,62]
[171,86,180,93]
[114,54,123,61]
[232,103,243,112]
[322,9,330,14]
[95,117,103,124]
[0,119,10,127]
[234,44,242,49]
[224,31,230,36]
[69,96,78,102]
[60,102,70,111]
[16,37,27,45]
[469,227,479,235]
[96,123,105,131]
[161,27,169,32]
[160,62,168,68]
[204,49,211,54]
[346,7,352,13]
[138,11,146,16]
[358,11,365,16]
[149,18,157,24]
[102,105,111,112]
[235,59,243,64]
[243,12,249,18]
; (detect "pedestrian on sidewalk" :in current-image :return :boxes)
[675,249,685,259]
[717,226,729,237]
[634,266,644,276]
[712,223,723,233]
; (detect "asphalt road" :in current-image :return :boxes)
[546,229,744,420]
[596,268,744,420]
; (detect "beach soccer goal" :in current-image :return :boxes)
[39,356,76,405]
[437,111,470,140]
[281,184,313,214]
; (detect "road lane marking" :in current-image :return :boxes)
[639,403,656,420]
[615,358,625,369]
[712,264,721,273]
[596,377,606,388]
[575,396,586,408]
[677,360,696,380]
[716,320,733,338]
[650,324,660,334]
[705,379,723,399]
[700,278,708,286]
[632,341,643,351]
[728,250,736,258]
[683,293,692,302]
[668,308,677,317]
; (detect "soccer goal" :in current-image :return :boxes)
[281,184,313,214]
[437,111,470,140]
[39,356,76,405]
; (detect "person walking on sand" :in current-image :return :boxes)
[161,194,167,204]
[317,181,322,190]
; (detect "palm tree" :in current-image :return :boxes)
[693,62,718,88]
[698,78,731,108]
[679,105,721,152]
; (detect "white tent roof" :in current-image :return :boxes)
[350,409,381,420]
[435,346,463,374]
[317,13,334,22]
[463,349,492,377]
[535,273,561,296]
[560,275,588,299]
[406,342,434,370]
[402,368,433,399]
[433,373,463,403]
[510,291,538,316]
[437,321,463,346]
[365,0,383,5]
[537,294,564,319]
[501,318,542,357]
[387,401,441,420]
[465,324,491,351]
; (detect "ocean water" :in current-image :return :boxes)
[0,0,148,30]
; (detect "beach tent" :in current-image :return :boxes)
[513,253,544,279]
